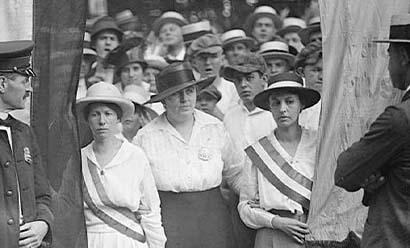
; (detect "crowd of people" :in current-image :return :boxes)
[0,3,409,248]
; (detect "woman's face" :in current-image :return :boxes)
[144,67,160,93]
[120,62,144,88]
[87,103,120,139]
[164,85,197,120]
[268,92,303,128]
[159,23,183,46]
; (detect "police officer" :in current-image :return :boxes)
[0,40,53,248]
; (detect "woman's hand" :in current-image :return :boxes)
[271,216,309,244]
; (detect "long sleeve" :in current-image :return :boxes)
[138,160,167,248]
[221,129,244,194]
[237,157,274,229]
[335,106,410,191]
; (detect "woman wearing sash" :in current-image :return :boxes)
[76,82,166,248]
[238,72,320,247]
[135,62,243,248]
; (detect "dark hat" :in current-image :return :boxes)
[182,21,212,47]
[276,17,307,37]
[105,45,146,75]
[243,6,283,35]
[147,62,215,103]
[90,16,124,42]
[253,72,320,111]
[298,16,321,46]
[152,11,188,35]
[187,34,223,58]
[220,29,257,51]
[374,14,410,43]
[198,85,222,102]
[258,41,296,66]
[222,53,267,81]
[0,40,36,77]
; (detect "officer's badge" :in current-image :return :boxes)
[198,147,212,161]
[23,147,32,164]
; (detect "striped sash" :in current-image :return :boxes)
[82,158,146,243]
[245,137,313,210]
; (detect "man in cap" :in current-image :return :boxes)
[335,14,410,248]
[221,53,277,248]
[276,17,306,53]
[258,40,296,77]
[0,40,53,248]
[221,29,257,65]
[244,6,283,45]
[188,33,240,114]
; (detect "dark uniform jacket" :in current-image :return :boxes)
[335,91,410,248]
[0,116,53,248]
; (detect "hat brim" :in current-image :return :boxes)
[194,46,223,56]
[260,52,295,66]
[373,39,410,43]
[117,16,138,26]
[146,76,215,103]
[76,96,134,121]
[299,24,321,45]
[244,12,282,35]
[223,37,257,50]
[276,26,303,37]
[152,17,187,35]
[92,28,124,41]
[222,65,263,82]
[253,86,320,111]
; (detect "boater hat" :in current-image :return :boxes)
[253,72,320,111]
[221,29,257,51]
[76,82,134,120]
[258,41,296,66]
[182,21,212,47]
[0,40,36,77]
[276,17,307,37]
[147,62,215,103]
[298,16,321,45]
[373,14,410,43]
[115,9,138,26]
[244,6,282,35]
[152,11,188,35]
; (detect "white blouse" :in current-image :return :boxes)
[238,128,317,229]
[82,140,166,248]
[134,110,244,193]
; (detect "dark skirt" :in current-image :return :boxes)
[158,187,234,248]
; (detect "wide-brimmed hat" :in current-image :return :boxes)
[152,11,188,35]
[221,29,257,51]
[76,82,134,120]
[90,16,124,42]
[145,56,169,70]
[244,6,283,35]
[147,62,215,103]
[186,33,223,58]
[253,72,320,111]
[258,41,296,66]
[115,9,138,26]
[373,14,410,43]
[276,17,307,37]
[182,21,212,47]
[298,16,321,45]
[222,53,267,81]
[123,85,159,117]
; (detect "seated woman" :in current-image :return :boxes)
[76,82,166,248]
[238,72,320,248]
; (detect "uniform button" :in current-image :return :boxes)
[4,161,10,168]
[7,218,14,225]
[6,190,12,196]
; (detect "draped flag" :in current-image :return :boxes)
[306,0,410,247]
[32,0,88,247]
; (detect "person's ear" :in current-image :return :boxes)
[296,67,305,77]
[0,76,7,94]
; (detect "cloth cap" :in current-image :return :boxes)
[198,84,222,101]
[220,29,257,50]
[253,72,320,111]
[0,40,35,77]
[182,21,212,47]
[222,53,267,81]
[187,34,223,58]
[152,11,188,35]
[374,14,410,43]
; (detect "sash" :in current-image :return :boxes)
[245,137,313,210]
[82,158,146,243]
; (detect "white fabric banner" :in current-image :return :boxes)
[0,0,32,41]
[307,0,410,241]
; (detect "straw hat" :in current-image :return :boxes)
[115,9,138,26]
[147,62,215,103]
[374,14,410,43]
[276,17,307,37]
[76,82,134,120]
[253,72,320,111]
[298,16,321,45]
[182,21,212,47]
[221,29,257,50]
[243,6,282,35]
[258,41,296,66]
[123,85,159,118]
[152,11,188,35]
[145,56,169,70]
